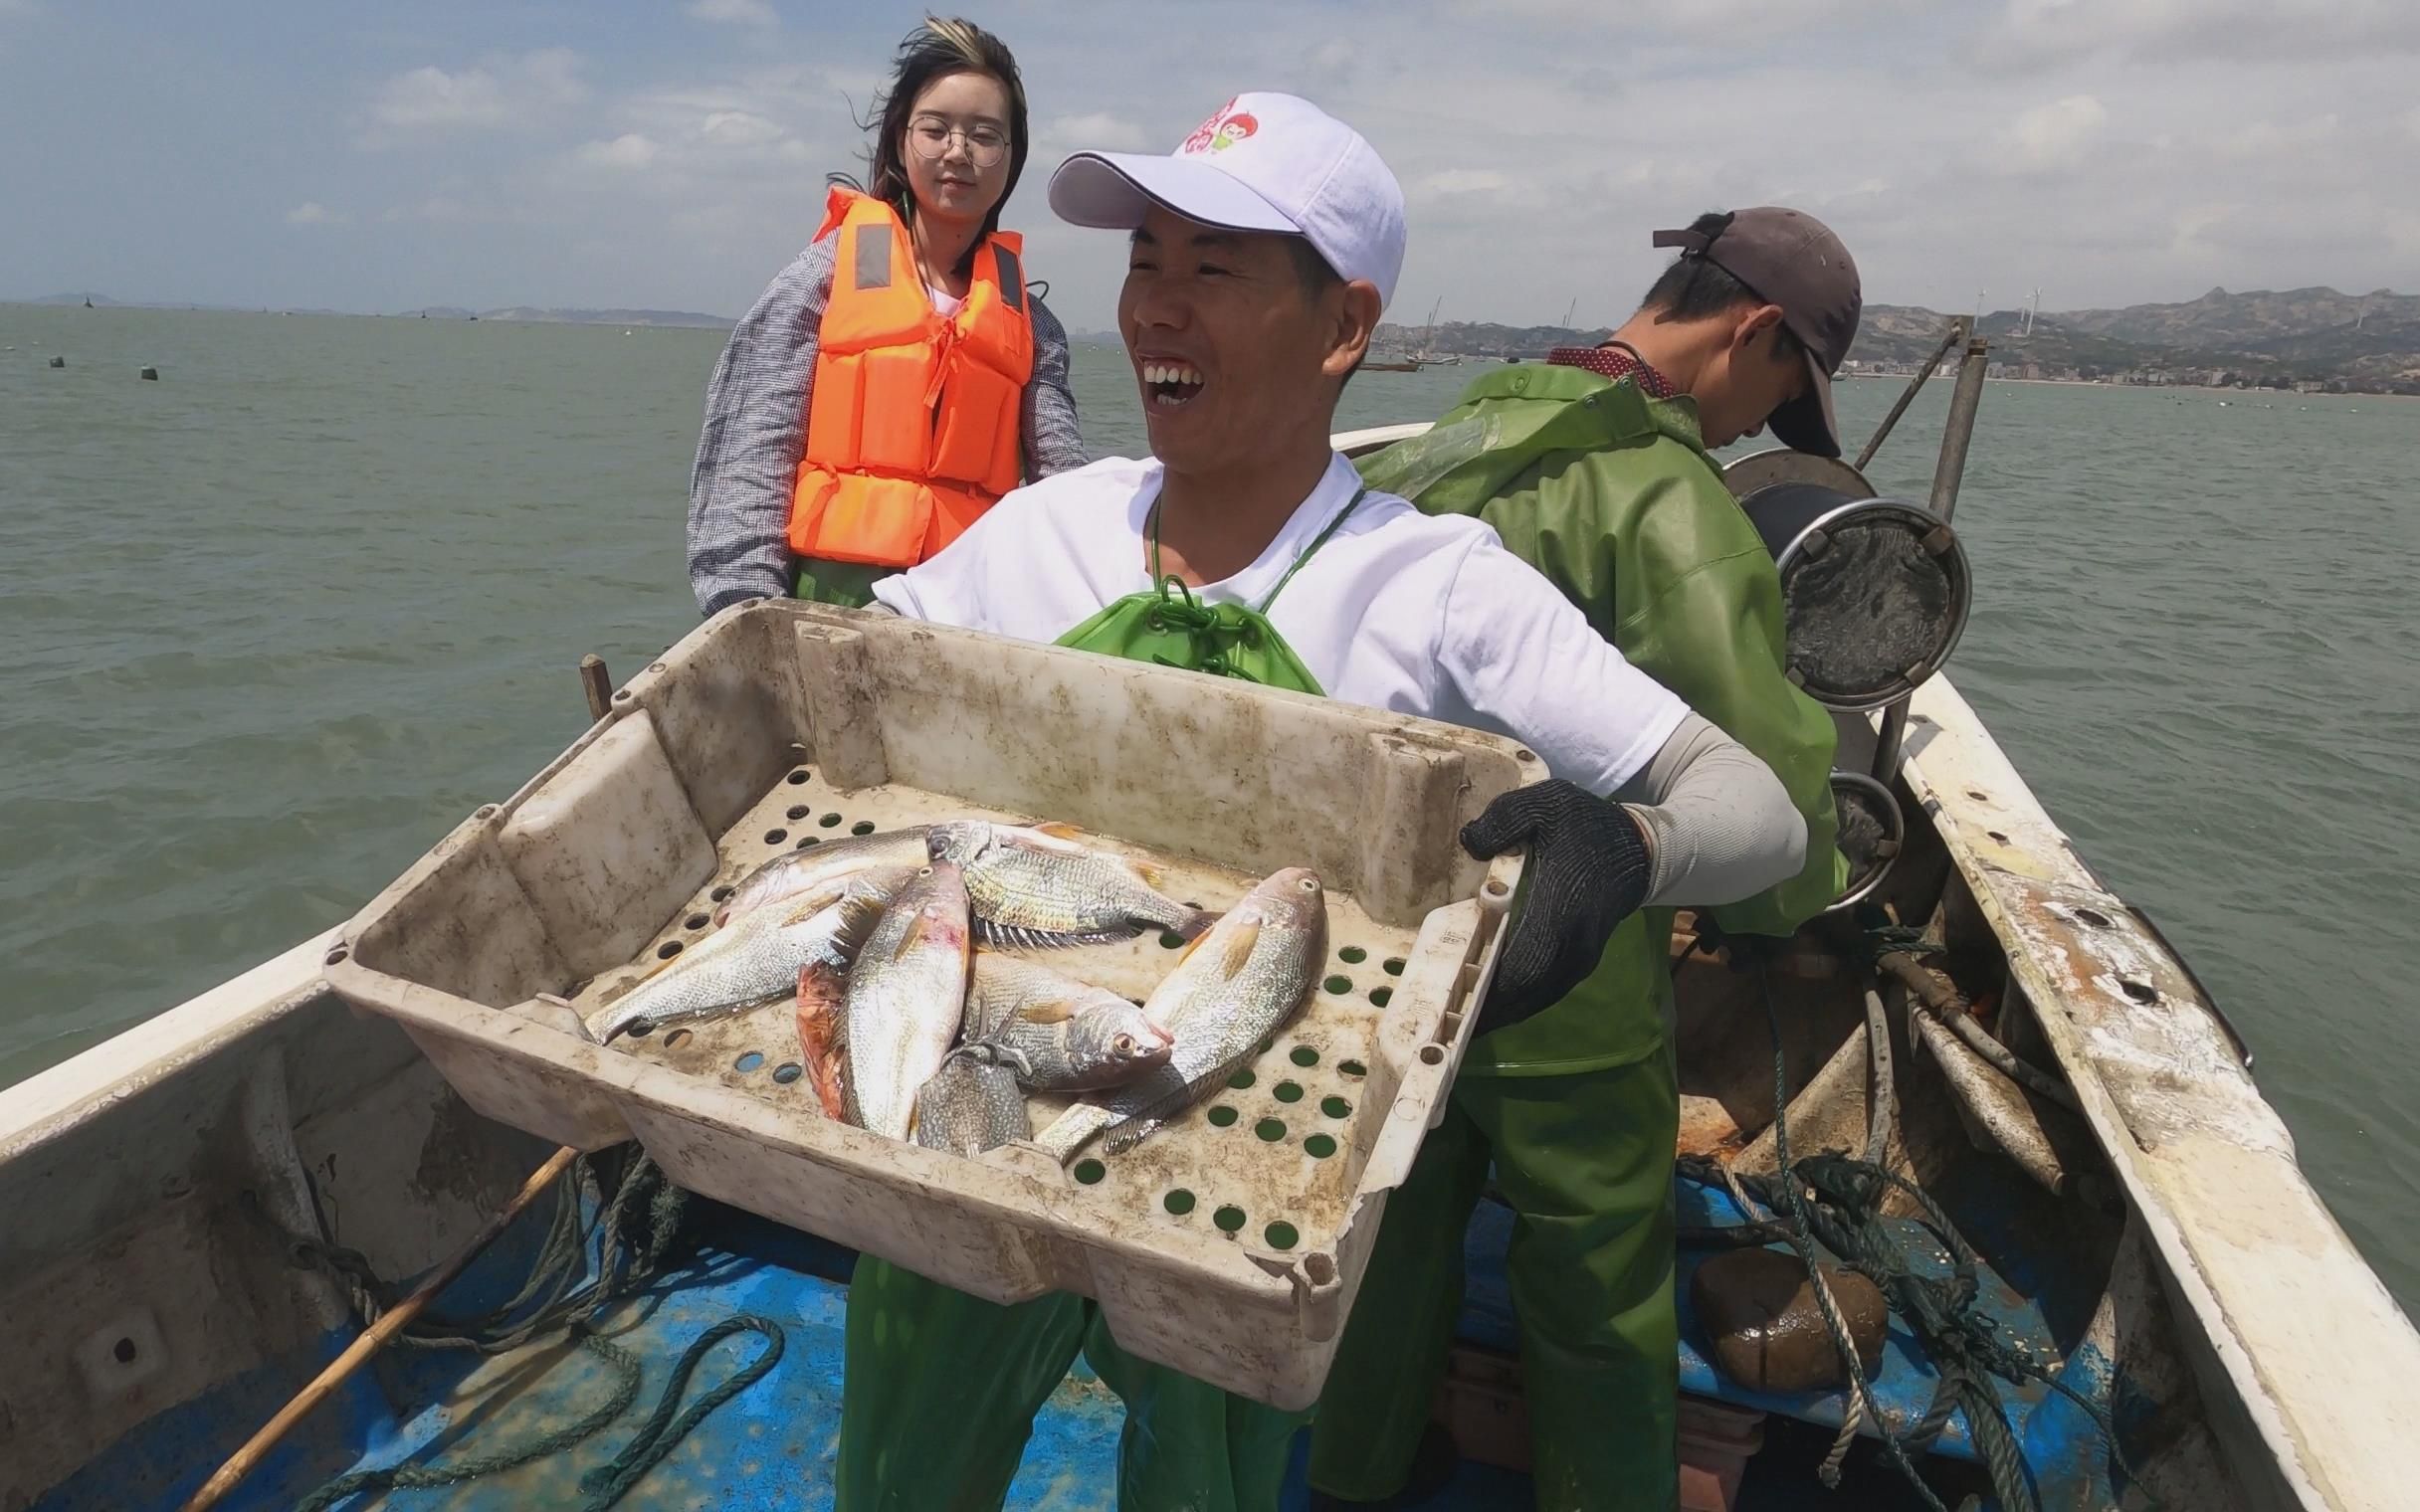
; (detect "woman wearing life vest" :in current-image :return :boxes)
[687,16,1086,614]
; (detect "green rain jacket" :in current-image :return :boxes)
[1359,362,1846,1076]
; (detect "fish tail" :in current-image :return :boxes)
[1170,906,1221,941]
[1034,1103,1114,1164]
[1102,1113,1168,1156]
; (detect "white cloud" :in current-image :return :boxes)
[687,0,778,26]
[284,201,341,226]
[1042,112,1149,152]
[1987,0,2420,66]
[699,110,782,147]
[366,49,586,135]
[578,133,663,171]
[1411,168,1512,201]
[1999,94,2108,171]
[382,195,477,225]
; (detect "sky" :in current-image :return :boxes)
[4,0,2417,332]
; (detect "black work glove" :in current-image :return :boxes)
[1462,779,1653,1034]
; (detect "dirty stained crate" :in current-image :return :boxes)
[325,601,1538,1409]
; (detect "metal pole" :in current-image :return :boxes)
[1872,329,1990,782]
[1926,334,1992,525]
[1853,317,1967,472]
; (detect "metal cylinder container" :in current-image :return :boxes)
[1826,768,1906,912]
[1736,482,1971,712]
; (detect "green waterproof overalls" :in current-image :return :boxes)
[1308,371,1844,1512]
[834,491,1365,1511]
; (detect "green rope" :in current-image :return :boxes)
[1750,967,1959,1512]
[292,1329,643,1512]
[576,1315,787,1505]
[1679,971,2144,1510]
[286,1149,787,1510]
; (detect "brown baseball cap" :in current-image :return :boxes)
[1652,207,1861,457]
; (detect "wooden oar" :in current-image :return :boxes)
[177,1144,580,1512]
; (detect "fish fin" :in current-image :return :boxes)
[974,919,1134,951]
[1031,821,1088,841]
[1014,994,1084,1026]
[829,892,890,963]
[1215,918,1263,979]
[892,908,933,962]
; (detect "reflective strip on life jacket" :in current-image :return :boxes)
[789,186,1035,568]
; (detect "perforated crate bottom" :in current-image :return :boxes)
[566,755,1423,1261]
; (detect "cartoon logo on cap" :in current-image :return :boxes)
[1181,98,1259,155]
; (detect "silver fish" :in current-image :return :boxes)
[833,860,972,1141]
[713,825,932,927]
[1035,867,1326,1162]
[911,1044,1032,1156]
[964,955,1174,1092]
[583,865,910,1044]
[928,821,1218,949]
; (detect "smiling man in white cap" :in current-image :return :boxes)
[836,94,1810,1512]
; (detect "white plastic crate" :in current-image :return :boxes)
[324,600,1536,1409]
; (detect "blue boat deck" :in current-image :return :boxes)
[32,1176,2118,1511]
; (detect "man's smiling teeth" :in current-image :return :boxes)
[1143,362,1203,386]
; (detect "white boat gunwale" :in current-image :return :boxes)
[0,425,2409,1509]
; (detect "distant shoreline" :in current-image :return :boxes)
[2,299,734,329]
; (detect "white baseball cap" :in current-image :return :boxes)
[1048,93,1406,311]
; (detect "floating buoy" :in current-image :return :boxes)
[140,366,159,380]
[49,355,66,368]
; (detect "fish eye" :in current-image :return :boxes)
[1298,877,1318,890]
[1112,1034,1135,1054]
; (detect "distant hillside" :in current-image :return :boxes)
[1372,318,1613,358]
[2056,285,2419,347]
[1387,285,2420,393]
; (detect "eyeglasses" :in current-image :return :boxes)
[907,114,1008,168]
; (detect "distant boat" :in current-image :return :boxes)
[82,297,92,309]
[1364,357,1422,373]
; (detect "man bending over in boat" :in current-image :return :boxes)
[841,94,1811,1511]
[1309,210,1864,1509]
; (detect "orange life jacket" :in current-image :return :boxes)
[788,186,1035,568]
